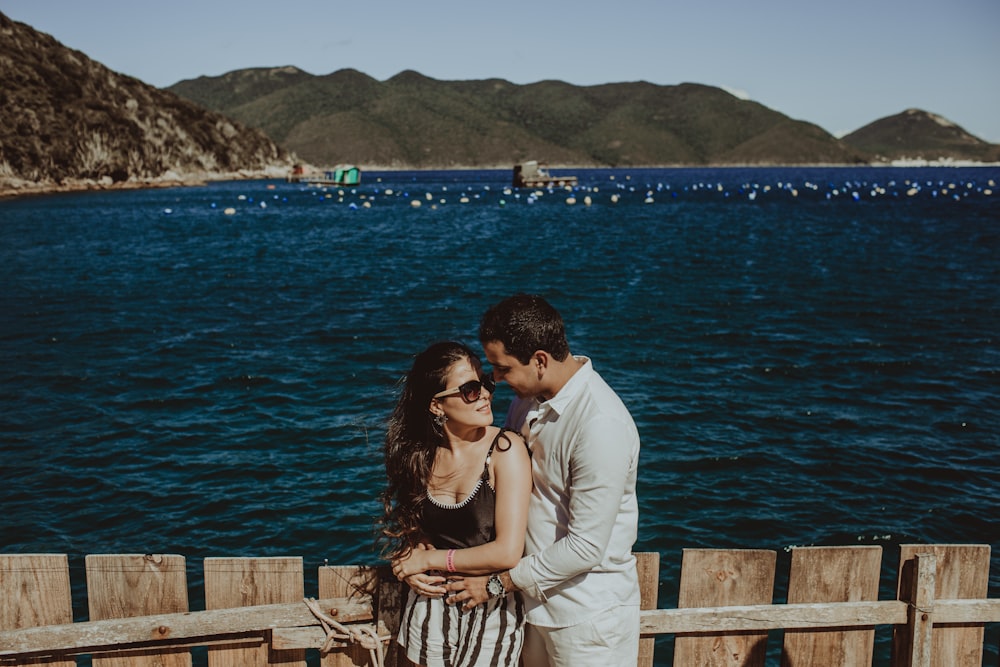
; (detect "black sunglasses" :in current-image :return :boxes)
[433,376,496,403]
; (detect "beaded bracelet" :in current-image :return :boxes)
[446,548,456,573]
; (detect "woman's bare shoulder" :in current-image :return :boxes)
[492,428,528,466]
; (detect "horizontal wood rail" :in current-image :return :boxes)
[641,598,1000,634]
[0,597,372,659]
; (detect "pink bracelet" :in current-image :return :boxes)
[446,548,456,573]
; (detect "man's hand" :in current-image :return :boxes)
[444,575,491,609]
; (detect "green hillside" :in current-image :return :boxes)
[169,69,871,168]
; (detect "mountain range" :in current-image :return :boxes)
[167,67,999,170]
[1,10,997,198]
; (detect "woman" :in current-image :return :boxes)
[379,341,531,667]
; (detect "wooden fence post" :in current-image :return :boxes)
[375,565,404,667]
[892,545,991,667]
[85,553,190,667]
[318,565,379,667]
[896,551,936,667]
[672,548,776,667]
[0,554,74,667]
[204,556,304,667]
[781,545,882,666]
[636,551,660,667]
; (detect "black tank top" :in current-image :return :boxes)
[419,429,513,550]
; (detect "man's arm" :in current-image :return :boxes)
[510,415,634,600]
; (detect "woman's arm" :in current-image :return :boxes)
[393,433,531,577]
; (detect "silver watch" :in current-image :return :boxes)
[486,573,506,598]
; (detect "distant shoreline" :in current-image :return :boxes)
[0,169,283,200]
[0,178,205,200]
[3,161,998,200]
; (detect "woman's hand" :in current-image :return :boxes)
[391,543,436,580]
[391,543,448,596]
[402,570,448,597]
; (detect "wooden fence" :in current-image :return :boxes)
[1,544,997,666]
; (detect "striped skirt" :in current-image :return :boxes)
[398,588,525,667]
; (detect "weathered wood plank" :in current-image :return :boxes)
[932,598,1000,623]
[283,597,1000,647]
[641,600,907,634]
[318,565,378,667]
[86,553,190,667]
[673,548,776,667]
[781,545,882,666]
[204,557,305,667]
[271,627,336,651]
[0,554,74,667]
[892,544,991,667]
[9,593,992,659]
[636,551,660,667]
[909,552,936,667]
[0,597,372,658]
[374,565,404,667]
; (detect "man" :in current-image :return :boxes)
[446,293,642,667]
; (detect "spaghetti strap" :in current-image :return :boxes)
[481,428,513,481]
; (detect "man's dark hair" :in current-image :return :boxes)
[479,293,570,364]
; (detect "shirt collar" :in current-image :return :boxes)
[540,355,592,416]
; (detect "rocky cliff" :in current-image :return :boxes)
[0,12,294,197]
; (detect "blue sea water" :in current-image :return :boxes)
[2,167,998,665]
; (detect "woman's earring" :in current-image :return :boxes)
[434,413,448,426]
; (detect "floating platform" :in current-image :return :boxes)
[287,164,361,186]
[512,161,577,188]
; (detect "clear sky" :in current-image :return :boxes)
[4,0,999,143]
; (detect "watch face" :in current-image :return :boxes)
[487,574,504,597]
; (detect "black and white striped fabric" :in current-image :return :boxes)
[398,588,525,666]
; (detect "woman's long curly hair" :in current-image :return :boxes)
[377,341,483,560]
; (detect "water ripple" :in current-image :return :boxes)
[2,168,998,663]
